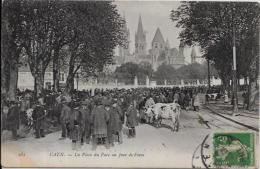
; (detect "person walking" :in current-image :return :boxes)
[173,92,180,103]
[242,90,249,109]
[224,90,229,103]
[59,98,71,140]
[7,101,21,140]
[91,98,110,150]
[193,92,200,111]
[69,102,83,150]
[126,100,138,138]
[184,92,191,110]
[79,100,92,144]
[107,99,124,146]
[32,97,46,138]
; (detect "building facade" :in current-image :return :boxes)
[116,15,185,70]
[17,65,67,90]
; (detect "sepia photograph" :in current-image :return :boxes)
[1,0,259,168]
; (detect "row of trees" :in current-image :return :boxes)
[2,0,126,101]
[114,62,217,85]
[170,2,259,109]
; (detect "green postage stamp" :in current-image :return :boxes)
[213,132,256,168]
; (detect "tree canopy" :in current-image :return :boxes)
[115,62,153,85]
[115,62,213,85]
[170,2,260,87]
[2,0,126,96]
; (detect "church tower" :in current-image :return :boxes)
[150,27,165,70]
[135,15,147,56]
[191,46,197,64]
[119,14,130,61]
[152,28,165,50]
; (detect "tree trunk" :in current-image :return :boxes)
[53,48,60,92]
[65,54,75,94]
[7,64,18,101]
[1,58,7,101]
[247,50,259,110]
[65,72,74,94]
[244,76,248,85]
[34,69,45,98]
[221,75,230,94]
[247,78,258,111]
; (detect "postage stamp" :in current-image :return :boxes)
[213,132,256,168]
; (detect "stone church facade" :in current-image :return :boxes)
[116,15,185,70]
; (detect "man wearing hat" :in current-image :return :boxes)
[107,98,124,146]
[79,99,92,144]
[59,98,71,140]
[7,101,21,140]
[91,98,110,150]
[126,99,138,138]
[32,97,46,138]
[69,102,83,150]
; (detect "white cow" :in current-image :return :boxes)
[144,103,181,132]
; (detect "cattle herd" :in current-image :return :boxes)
[2,86,208,150]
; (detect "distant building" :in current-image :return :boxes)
[17,64,67,90]
[135,15,147,56]
[115,14,135,65]
[114,15,185,70]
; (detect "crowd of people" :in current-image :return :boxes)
[2,86,205,150]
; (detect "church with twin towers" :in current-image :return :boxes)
[116,15,185,70]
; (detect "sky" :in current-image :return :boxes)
[113,1,203,64]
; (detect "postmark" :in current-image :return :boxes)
[213,132,256,168]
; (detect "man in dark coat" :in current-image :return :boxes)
[24,91,32,110]
[32,98,46,138]
[69,102,83,150]
[184,92,191,110]
[91,98,110,150]
[126,100,138,138]
[79,100,92,144]
[179,92,185,109]
[107,99,123,146]
[59,99,71,140]
[7,101,20,140]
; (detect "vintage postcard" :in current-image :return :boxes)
[1,0,259,168]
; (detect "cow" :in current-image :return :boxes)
[144,103,181,132]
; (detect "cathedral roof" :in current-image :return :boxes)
[152,28,165,45]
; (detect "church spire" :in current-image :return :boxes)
[136,15,144,38]
[135,14,147,55]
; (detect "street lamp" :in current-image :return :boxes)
[207,59,211,90]
[232,4,238,115]
[232,26,238,115]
